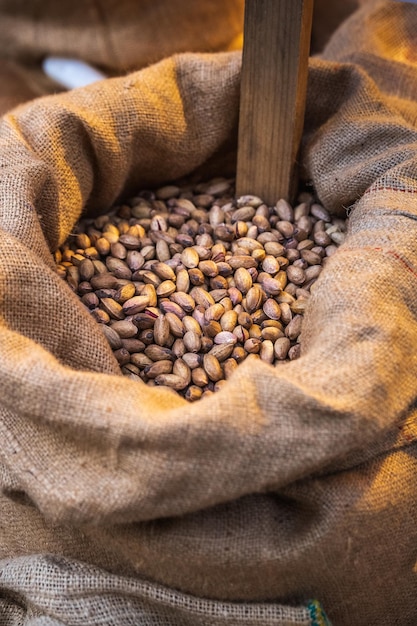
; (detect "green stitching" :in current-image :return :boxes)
[308,599,332,626]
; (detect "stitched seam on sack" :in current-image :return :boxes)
[370,246,417,277]
[340,245,417,278]
[364,186,417,196]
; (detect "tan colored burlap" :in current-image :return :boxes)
[1,0,417,624]
[0,0,244,71]
[0,0,244,117]
[0,0,365,117]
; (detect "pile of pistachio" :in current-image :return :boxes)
[56,178,346,400]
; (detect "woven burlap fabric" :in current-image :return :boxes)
[0,0,244,117]
[0,557,322,626]
[0,0,365,117]
[0,0,244,118]
[1,0,417,624]
[0,0,361,74]
[0,0,368,119]
[0,0,244,72]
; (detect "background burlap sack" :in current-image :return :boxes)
[1,0,417,625]
[0,0,244,116]
[310,0,361,52]
[0,0,364,117]
[0,0,245,71]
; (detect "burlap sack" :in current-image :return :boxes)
[310,0,361,52]
[0,0,244,116]
[0,0,363,116]
[0,0,244,70]
[1,0,417,624]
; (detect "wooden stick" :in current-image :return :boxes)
[236,0,314,205]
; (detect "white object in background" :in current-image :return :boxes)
[42,57,107,90]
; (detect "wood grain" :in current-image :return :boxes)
[236,0,314,205]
